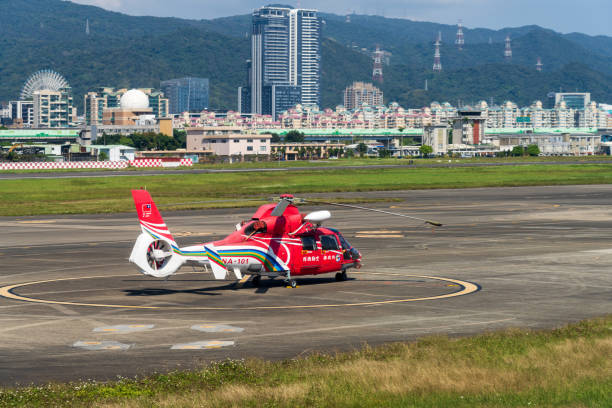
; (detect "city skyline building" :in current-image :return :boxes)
[161,77,210,114]
[343,82,383,110]
[8,100,34,127]
[246,5,321,116]
[554,92,591,110]
[84,87,168,125]
[32,87,76,128]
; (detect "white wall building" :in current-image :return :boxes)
[186,126,271,156]
[88,144,136,161]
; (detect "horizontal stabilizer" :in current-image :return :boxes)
[205,244,227,279]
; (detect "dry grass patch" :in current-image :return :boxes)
[2,317,610,408]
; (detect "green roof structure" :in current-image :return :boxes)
[0,129,80,139]
[257,128,423,136]
[485,127,598,134]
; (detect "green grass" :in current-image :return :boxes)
[4,163,612,216]
[3,155,612,174]
[1,316,609,407]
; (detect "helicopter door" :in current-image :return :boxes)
[299,235,321,274]
[319,234,342,273]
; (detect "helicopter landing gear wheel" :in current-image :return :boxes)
[284,270,297,288]
[252,275,261,287]
[335,271,348,282]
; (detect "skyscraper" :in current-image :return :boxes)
[243,5,320,117]
[161,77,210,114]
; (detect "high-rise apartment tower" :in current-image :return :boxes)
[246,5,321,116]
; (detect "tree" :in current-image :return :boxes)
[511,145,525,157]
[419,144,433,157]
[526,144,540,156]
[173,129,187,149]
[270,133,281,143]
[98,151,109,161]
[285,130,305,143]
[357,143,368,157]
[378,148,392,158]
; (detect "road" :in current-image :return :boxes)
[0,185,611,385]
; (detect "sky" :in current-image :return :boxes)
[71,0,612,37]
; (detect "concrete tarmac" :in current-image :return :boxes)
[0,185,611,386]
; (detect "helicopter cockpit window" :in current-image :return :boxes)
[300,236,317,251]
[244,220,267,236]
[244,221,256,235]
[337,234,352,250]
[320,235,339,251]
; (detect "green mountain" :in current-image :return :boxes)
[0,0,611,113]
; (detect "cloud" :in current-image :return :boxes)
[73,0,123,10]
[68,0,612,36]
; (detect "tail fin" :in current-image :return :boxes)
[129,190,183,278]
[132,189,176,244]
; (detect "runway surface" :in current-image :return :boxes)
[1,185,611,385]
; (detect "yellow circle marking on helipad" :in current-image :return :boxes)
[0,272,479,310]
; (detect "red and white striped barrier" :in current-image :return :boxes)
[0,161,129,170]
[0,158,194,171]
[129,159,163,168]
[129,159,193,168]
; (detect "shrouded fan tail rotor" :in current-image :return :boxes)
[146,240,173,271]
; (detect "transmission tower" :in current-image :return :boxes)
[536,57,543,71]
[455,20,464,50]
[504,35,512,60]
[372,45,384,83]
[433,39,442,72]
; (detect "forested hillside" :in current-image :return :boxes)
[0,0,610,111]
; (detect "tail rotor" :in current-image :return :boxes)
[146,240,173,271]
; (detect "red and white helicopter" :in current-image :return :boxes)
[129,190,441,288]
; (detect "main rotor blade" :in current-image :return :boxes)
[157,197,268,208]
[308,201,443,227]
[271,199,291,216]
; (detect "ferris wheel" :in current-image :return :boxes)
[20,69,69,100]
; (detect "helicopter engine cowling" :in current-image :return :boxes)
[129,233,185,278]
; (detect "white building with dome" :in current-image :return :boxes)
[120,89,150,110]
[80,87,171,142]
[84,87,168,126]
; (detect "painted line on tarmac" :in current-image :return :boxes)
[73,340,131,351]
[191,324,244,333]
[171,340,234,350]
[93,324,154,334]
[0,272,479,310]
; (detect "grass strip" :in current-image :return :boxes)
[4,163,612,216]
[0,316,610,407]
[3,155,612,174]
